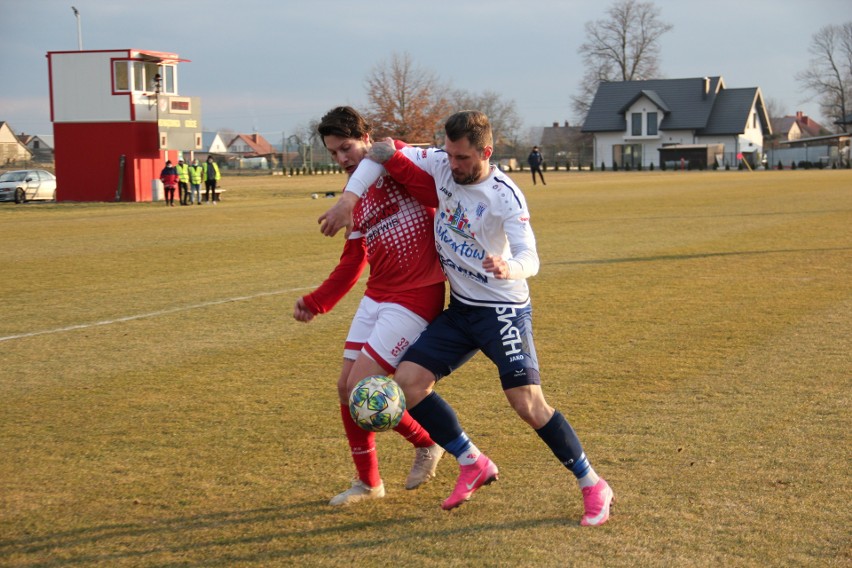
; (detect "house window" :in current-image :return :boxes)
[631,113,642,136]
[613,144,643,168]
[647,112,658,136]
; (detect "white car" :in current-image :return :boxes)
[0,169,57,203]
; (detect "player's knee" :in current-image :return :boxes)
[394,362,433,397]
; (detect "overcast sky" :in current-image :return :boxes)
[1,0,849,141]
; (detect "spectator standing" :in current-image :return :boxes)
[202,156,221,204]
[176,159,190,205]
[528,146,546,185]
[159,160,178,207]
[188,159,203,205]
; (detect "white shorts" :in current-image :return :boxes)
[344,296,429,374]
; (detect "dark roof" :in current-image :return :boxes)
[698,88,765,135]
[772,116,797,136]
[618,90,670,114]
[583,77,723,133]
[540,124,585,148]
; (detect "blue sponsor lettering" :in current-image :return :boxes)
[439,255,488,283]
[436,224,485,259]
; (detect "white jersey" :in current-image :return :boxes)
[347,146,539,308]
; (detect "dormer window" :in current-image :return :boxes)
[647,112,658,135]
[632,113,643,136]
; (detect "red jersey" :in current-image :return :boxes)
[303,151,445,321]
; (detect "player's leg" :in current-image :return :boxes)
[483,304,613,525]
[329,300,384,506]
[330,356,384,506]
[397,304,498,510]
[349,301,444,489]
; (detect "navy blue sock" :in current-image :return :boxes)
[535,410,591,478]
[408,391,470,458]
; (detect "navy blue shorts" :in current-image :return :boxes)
[401,295,541,390]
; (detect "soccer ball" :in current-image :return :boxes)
[348,375,406,432]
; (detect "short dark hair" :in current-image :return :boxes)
[318,106,372,146]
[444,110,492,151]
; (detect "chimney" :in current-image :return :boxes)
[564,120,570,127]
[796,111,804,121]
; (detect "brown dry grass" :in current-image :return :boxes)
[1,169,849,567]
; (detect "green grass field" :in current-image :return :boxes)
[1,170,849,567]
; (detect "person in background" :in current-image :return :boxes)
[176,158,190,205]
[159,160,178,207]
[528,145,546,186]
[294,106,446,506]
[188,159,203,205]
[202,156,221,204]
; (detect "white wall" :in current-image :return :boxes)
[51,51,132,123]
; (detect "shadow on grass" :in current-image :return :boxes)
[0,501,569,566]
[548,246,852,266]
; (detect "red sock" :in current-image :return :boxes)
[339,404,380,487]
[392,410,436,448]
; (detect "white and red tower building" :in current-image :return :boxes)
[47,49,202,202]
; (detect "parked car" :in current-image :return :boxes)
[0,169,57,203]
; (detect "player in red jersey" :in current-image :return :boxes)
[293,106,446,505]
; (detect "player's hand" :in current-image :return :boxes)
[293,297,316,322]
[318,192,357,237]
[368,138,396,164]
[483,254,510,279]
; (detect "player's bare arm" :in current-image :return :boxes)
[483,254,510,280]
[367,137,396,164]
[318,192,358,237]
[293,297,316,322]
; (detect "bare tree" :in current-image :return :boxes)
[796,22,852,132]
[364,52,452,144]
[572,0,673,121]
[763,97,787,125]
[448,89,522,146]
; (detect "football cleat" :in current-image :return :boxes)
[405,444,445,490]
[442,454,499,510]
[329,478,385,506]
[580,478,613,526]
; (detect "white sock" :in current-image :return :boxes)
[577,467,600,489]
[456,443,481,466]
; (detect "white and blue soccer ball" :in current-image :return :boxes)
[348,375,406,432]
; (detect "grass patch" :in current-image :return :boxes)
[1,170,850,566]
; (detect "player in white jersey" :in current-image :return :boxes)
[295,107,446,506]
[318,110,613,526]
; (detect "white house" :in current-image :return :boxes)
[19,134,54,162]
[0,122,33,165]
[201,131,229,154]
[582,76,771,168]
